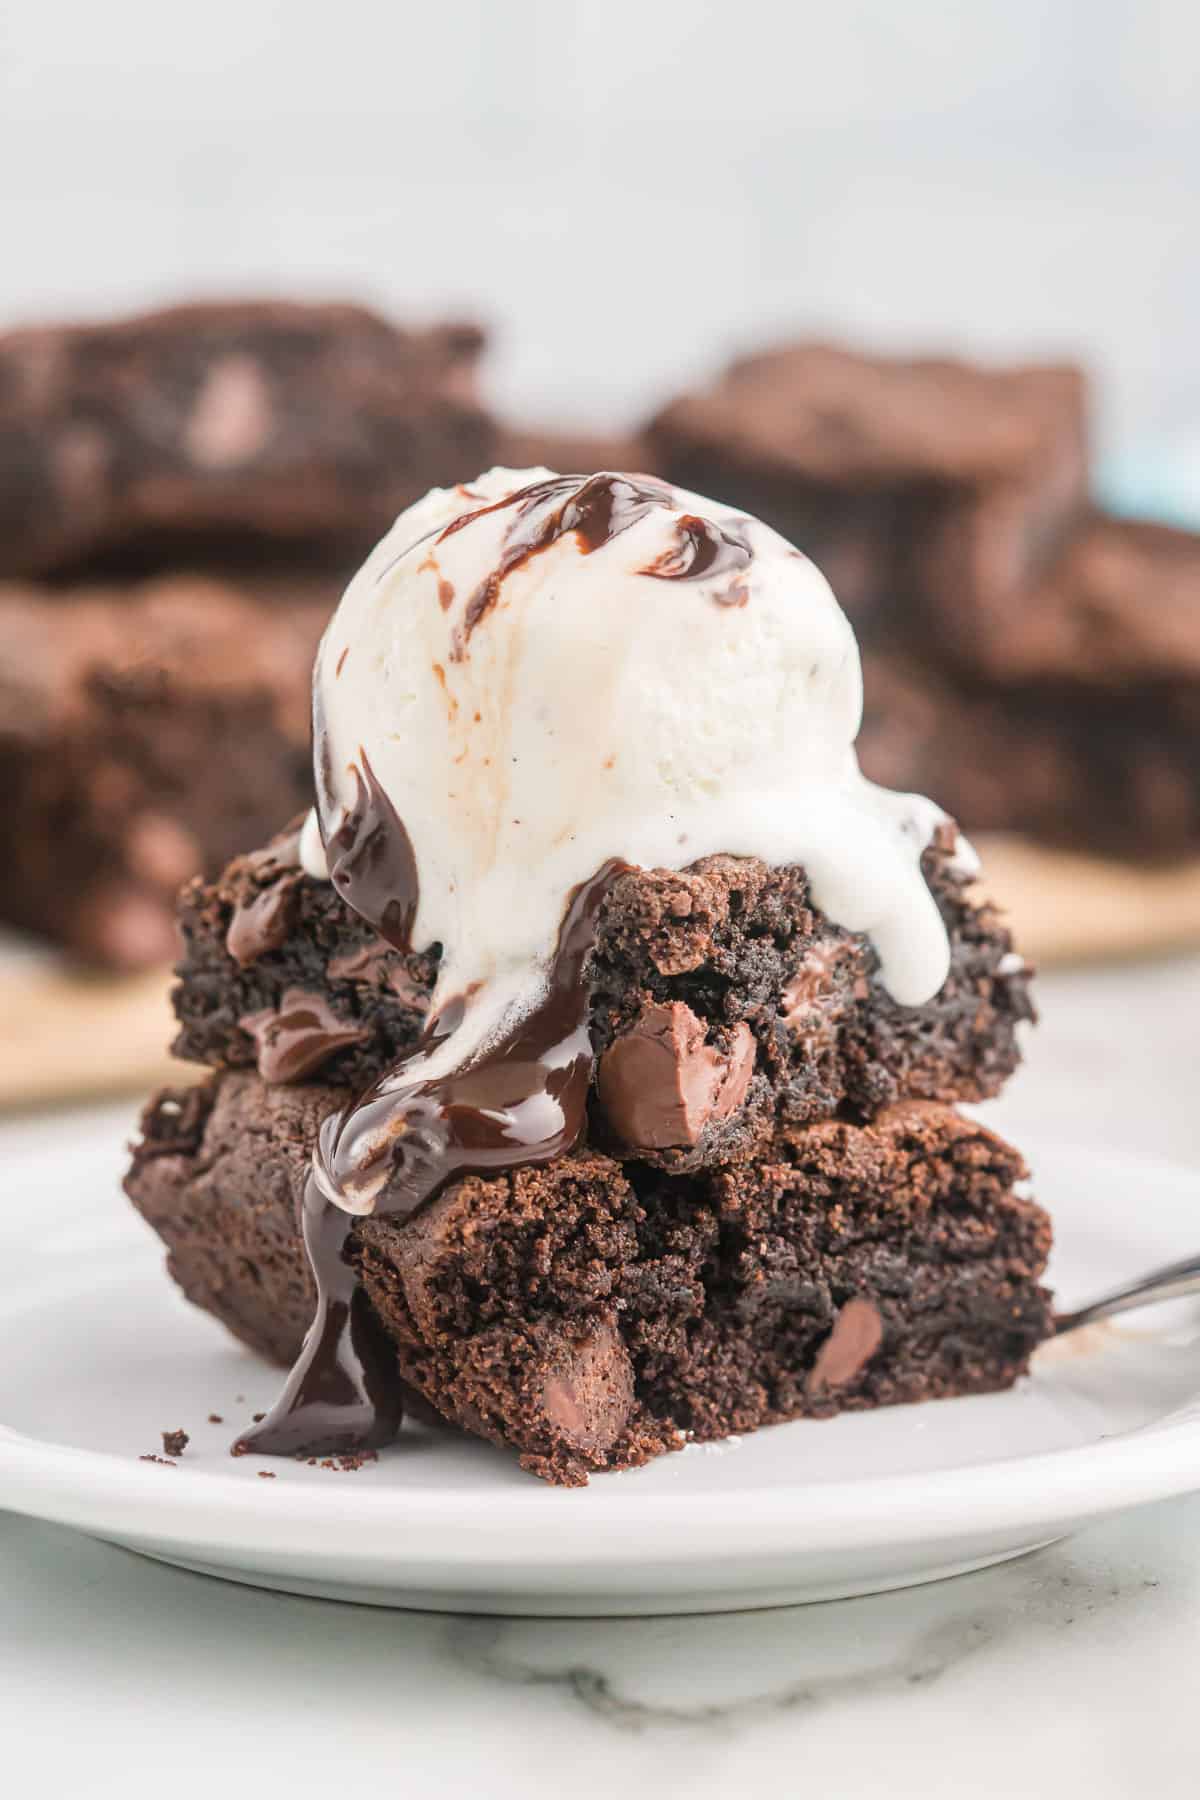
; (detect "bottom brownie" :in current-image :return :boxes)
[126,1073,1054,1486]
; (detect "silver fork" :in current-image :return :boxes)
[1055,1254,1200,1335]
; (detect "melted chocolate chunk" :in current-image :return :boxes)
[537,1320,634,1458]
[239,989,369,1084]
[237,860,629,1459]
[327,940,429,1006]
[225,875,302,966]
[806,1298,885,1395]
[597,1001,755,1151]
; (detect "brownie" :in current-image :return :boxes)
[0,300,493,579]
[126,1073,1053,1486]
[926,510,1200,686]
[171,819,438,1081]
[648,341,1087,632]
[170,820,1033,1165]
[859,652,1200,861]
[0,575,331,967]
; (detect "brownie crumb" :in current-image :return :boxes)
[139,1454,176,1467]
[257,1470,277,1479]
[207,1412,224,1424]
[333,1451,378,1472]
[230,1441,249,1457]
[252,1412,266,1422]
[161,1428,189,1457]
[299,1450,379,1472]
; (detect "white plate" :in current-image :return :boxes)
[1,1114,1199,1616]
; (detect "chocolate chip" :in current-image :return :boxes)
[225,876,302,966]
[806,1298,885,1395]
[161,1428,189,1457]
[239,987,368,1083]
[538,1320,634,1457]
[597,1001,755,1150]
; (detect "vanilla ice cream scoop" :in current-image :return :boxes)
[302,467,956,1068]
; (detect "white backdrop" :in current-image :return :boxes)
[0,0,1197,453]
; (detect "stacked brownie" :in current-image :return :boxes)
[650,343,1200,861]
[126,817,1052,1485]
[0,300,494,965]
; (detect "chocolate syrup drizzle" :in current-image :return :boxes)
[237,471,756,1458]
[320,751,420,955]
[237,858,627,1458]
[642,512,753,593]
[438,472,756,657]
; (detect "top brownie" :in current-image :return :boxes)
[171,817,1033,1172]
[648,341,1087,633]
[0,299,493,579]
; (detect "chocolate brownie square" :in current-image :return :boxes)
[0,574,331,966]
[125,1074,1053,1485]
[0,300,493,579]
[169,818,1033,1168]
[648,341,1087,633]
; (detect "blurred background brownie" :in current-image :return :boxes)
[0,299,494,579]
[862,655,1200,861]
[647,341,1088,632]
[0,575,330,967]
[650,339,1199,864]
[0,297,495,969]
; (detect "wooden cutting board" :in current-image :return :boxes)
[2,834,1200,1111]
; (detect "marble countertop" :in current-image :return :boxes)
[2,953,1198,1799]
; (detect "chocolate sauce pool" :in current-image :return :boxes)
[238,472,758,1458]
